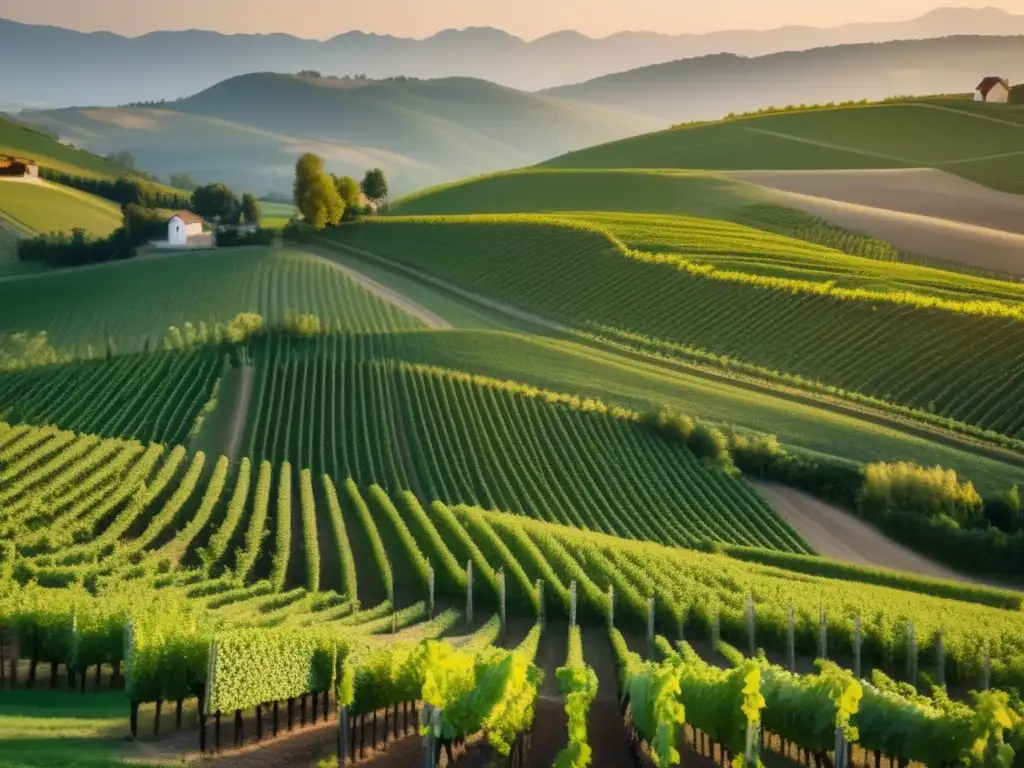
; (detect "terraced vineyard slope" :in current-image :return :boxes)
[541,100,1024,194]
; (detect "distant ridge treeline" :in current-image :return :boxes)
[39,169,191,210]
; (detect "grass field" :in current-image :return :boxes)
[240,331,804,551]
[327,217,1024,446]
[0,115,124,180]
[0,246,425,355]
[0,181,122,240]
[391,168,1024,283]
[541,102,1024,193]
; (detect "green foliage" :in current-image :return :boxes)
[299,469,320,592]
[240,193,261,226]
[191,182,240,223]
[332,175,362,216]
[360,168,388,203]
[611,628,685,767]
[294,153,344,229]
[759,658,862,751]
[322,475,358,606]
[269,462,292,590]
[554,626,598,768]
[860,461,984,525]
[205,627,337,713]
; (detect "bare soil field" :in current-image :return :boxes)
[728,169,1024,275]
[728,169,1024,234]
[750,480,971,582]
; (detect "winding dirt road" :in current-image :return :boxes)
[750,480,972,582]
[728,169,1024,275]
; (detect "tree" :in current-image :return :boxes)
[241,193,262,226]
[169,173,198,192]
[293,153,343,229]
[332,175,362,218]
[360,168,388,205]
[191,182,241,223]
[105,150,136,170]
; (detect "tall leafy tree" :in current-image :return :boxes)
[360,168,388,205]
[333,175,362,215]
[191,183,241,223]
[241,193,262,226]
[294,154,344,229]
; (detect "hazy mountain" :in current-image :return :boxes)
[17,74,655,197]
[3,7,1024,105]
[542,35,1024,123]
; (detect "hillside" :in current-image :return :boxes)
[4,7,1024,104]
[18,74,653,196]
[542,36,1024,123]
[0,180,123,239]
[541,101,1024,194]
[0,114,126,179]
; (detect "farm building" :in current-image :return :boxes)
[0,157,39,178]
[166,211,212,248]
[974,77,1011,103]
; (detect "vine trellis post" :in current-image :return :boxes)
[786,602,795,673]
[854,614,862,680]
[818,606,827,661]
[745,594,756,656]
[569,581,577,628]
[465,560,473,630]
[607,585,615,630]
[646,597,655,647]
[906,620,917,685]
[935,629,945,688]
[536,579,545,629]
[427,563,434,619]
[498,569,507,642]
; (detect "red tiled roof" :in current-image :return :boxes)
[169,210,204,225]
[976,77,1009,94]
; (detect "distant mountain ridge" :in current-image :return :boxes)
[543,35,1024,123]
[3,6,1024,106]
[17,74,654,197]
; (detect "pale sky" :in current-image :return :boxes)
[0,0,1021,39]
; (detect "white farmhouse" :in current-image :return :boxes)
[974,77,1011,103]
[167,211,206,246]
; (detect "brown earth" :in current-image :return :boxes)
[750,480,972,582]
[728,169,1024,275]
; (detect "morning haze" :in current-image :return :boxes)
[3,0,1024,37]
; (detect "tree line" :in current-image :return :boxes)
[292,154,388,230]
[39,170,192,210]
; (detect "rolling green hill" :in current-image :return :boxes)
[0,181,122,239]
[327,214,1024,451]
[541,101,1024,193]
[18,73,655,197]
[0,114,125,179]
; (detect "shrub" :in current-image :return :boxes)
[858,462,983,524]
[984,485,1022,534]
[214,228,276,248]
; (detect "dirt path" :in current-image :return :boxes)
[580,624,634,768]
[225,365,254,465]
[321,239,568,333]
[303,247,453,330]
[750,480,973,582]
[739,183,1024,275]
[728,168,1024,235]
[740,127,911,164]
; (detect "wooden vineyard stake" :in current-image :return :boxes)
[608,585,615,630]
[854,615,862,679]
[646,597,655,647]
[569,581,577,628]
[536,579,545,628]
[983,641,991,690]
[906,620,917,686]
[745,594,756,656]
[338,704,348,767]
[465,560,473,630]
[498,569,507,643]
[935,629,945,688]
[818,606,827,661]
[787,602,796,673]
[427,563,435,619]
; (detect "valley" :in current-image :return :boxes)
[2,10,1024,768]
